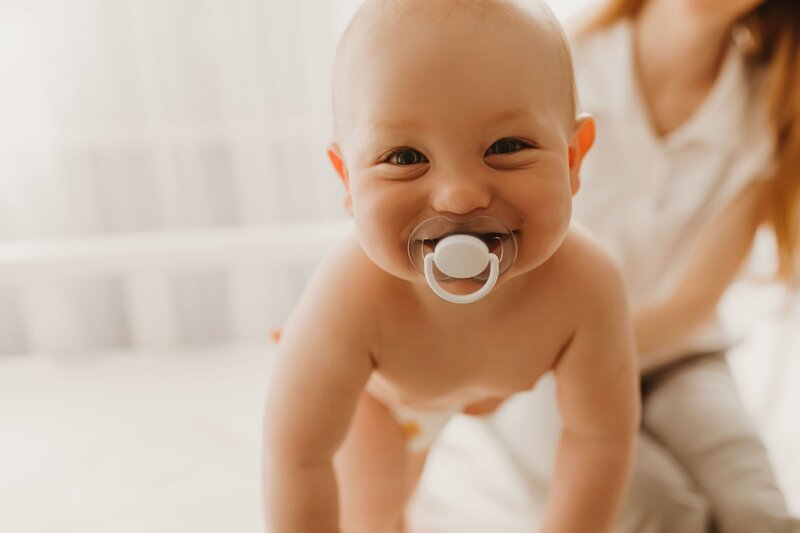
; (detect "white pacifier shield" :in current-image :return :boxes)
[434,235,490,279]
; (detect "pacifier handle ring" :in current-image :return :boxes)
[491,235,504,263]
[423,253,500,304]
[420,238,437,275]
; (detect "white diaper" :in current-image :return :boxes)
[387,401,459,453]
[366,381,459,453]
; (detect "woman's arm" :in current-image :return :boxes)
[636,180,770,372]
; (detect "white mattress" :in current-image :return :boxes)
[0,346,271,533]
[2,287,798,533]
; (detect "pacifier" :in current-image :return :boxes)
[407,216,518,304]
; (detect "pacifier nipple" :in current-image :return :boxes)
[407,216,518,304]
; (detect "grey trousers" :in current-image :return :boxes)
[617,352,799,533]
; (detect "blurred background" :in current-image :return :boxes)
[0,1,796,532]
[1,0,350,356]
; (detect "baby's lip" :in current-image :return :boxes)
[409,216,517,239]
[413,229,520,243]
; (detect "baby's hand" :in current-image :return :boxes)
[271,328,282,343]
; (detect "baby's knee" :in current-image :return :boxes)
[713,494,800,533]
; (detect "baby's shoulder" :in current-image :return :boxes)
[289,233,392,337]
[547,225,628,314]
[274,234,384,390]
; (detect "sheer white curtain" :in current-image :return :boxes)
[0,0,591,356]
[0,0,363,355]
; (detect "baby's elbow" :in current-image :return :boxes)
[264,432,334,483]
[609,373,641,441]
[603,345,642,440]
[263,409,318,475]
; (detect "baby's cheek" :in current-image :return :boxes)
[353,210,402,262]
[353,184,400,218]
[530,184,572,221]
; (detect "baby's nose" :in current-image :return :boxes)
[430,174,492,215]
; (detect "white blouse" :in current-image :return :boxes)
[569,20,775,357]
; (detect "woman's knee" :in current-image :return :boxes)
[618,435,712,533]
[713,493,800,533]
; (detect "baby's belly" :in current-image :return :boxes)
[365,357,548,413]
[367,319,564,411]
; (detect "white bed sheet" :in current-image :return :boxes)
[0,346,271,533]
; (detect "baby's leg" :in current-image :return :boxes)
[334,391,427,533]
[644,352,800,533]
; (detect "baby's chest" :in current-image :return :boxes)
[374,319,563,402]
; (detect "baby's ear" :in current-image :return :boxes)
[568,114,595,196]
[327,143,353,215]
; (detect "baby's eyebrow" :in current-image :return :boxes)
[488,108,538,126]
[370,117,428,131]
[368,107,545,134]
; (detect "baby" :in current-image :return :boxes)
[264,1,639,532]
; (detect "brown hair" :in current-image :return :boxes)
[582,0,800,285]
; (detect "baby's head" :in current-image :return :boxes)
[328,0,594,290]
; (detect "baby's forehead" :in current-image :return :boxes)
[333,0,576,139]
[337,0,567,74]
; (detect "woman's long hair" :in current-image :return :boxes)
[582,0,800,285]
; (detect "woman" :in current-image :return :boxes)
[490,0,800,531]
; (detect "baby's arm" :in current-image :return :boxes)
[542,241,639,533]
[635,180,769,371]
[263,243,376,533]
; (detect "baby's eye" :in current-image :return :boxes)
[485,138,531,156]
[388,149,429,166]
